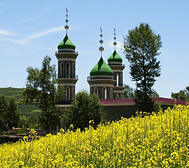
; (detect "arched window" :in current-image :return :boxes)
[115,74,119,86]
[72,87,75,99]
[110,88,113,99]
[120,93,123,99]
[72,62,75,78]
[105,88,107,99]
[60,63,64,78]
[66,63,70,78]
[120,73,123,86]
[116,93,119,99]
[94,88,98,96]
[66,87,70,101]
[103,87,107,99]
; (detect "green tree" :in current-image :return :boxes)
[171,86,189,101]
[23,56,65,133]
[27,115,40,129]
[0,96,20,134]
[64,92,105,130]
[152,89,159,98]
[6,97,20,129]
[0,96,8,134]
[124,23,162,112]
[18,115,28,128]
[123,85,135,98]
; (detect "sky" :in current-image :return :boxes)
[0,0,189,98]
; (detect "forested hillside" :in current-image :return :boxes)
[0,87,40,117]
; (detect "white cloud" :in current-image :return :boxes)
[0,24,82,46]
[0,29,14,36]
[0,26,64,45]
[4,37,25,45]
[27,26,63,40]
[16,16,39,23]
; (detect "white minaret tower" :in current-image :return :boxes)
[55,9,79,102]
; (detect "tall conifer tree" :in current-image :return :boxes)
[124,23,162,112]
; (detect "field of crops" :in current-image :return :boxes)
[0,105,189,167]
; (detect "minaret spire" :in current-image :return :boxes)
[113,28,117,51]
[65,8,69,35]
[99,27,104,57]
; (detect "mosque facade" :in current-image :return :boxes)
[55,10,186,120]
[55,9,125,103]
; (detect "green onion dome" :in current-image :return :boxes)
[58,35,76,50]
[90,57,113,76]
[108,51,122,63]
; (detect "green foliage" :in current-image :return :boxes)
[27,114,40,129]
[6,97,20,129]
[154,102,162,113]
[17,105,40,117]
[171,86,189,101]
[152,89,159,98]
[0,87,23,102]
[64,92,105,130]
[18,115,28,128]
[123,85,135,98]
[16,127,27,135]
[0,96,8,134]
[0,96,20,134]
[124,23,162,112]
[24,56,65,133]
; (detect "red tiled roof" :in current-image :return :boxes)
[100,98,134,105]
[154,97,186,105]
[99,97,187,105]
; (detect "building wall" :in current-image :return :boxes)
[65,86,75,100]
[103,105,138,121]
[102,104,174,121]
[58,61,75,78]
[90,86,113,99]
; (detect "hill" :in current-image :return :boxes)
[0,87,40,117]
[0,87,23,102]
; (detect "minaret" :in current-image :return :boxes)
[55,9,78,102]
[88,28,115,99]
[108,28,125,99]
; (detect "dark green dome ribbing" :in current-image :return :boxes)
[58,35,76,49]
[90,57,113,76]
[108,50,122,63]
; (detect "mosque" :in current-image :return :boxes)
[56,10,186,121]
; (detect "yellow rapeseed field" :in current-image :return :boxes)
[1,105,189,167]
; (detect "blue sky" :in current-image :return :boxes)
[0,0,189,98]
